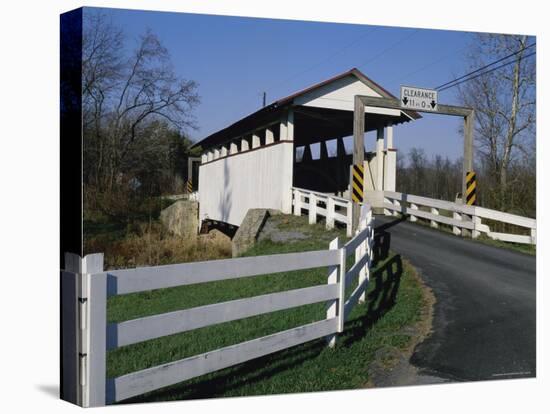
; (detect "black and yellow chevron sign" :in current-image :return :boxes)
[465,171,476,206]
[351,164,364,203]
[186,180,193,193]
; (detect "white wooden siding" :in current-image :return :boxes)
[198,142,293,226]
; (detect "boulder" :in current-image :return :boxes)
[231,209,271,257]
[160,200,198,239]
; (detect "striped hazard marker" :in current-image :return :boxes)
[186,180,193,193]
[465,171,476,205]
[352,164,364,203]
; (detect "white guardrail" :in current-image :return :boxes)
[292,187,353,237]
[61,205,375,406]
[382,191,536,245]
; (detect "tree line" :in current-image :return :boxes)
[82,11,200,218]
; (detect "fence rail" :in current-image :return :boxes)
[292,187,353,236]
[383,191,536,245]
[61,204,375,407]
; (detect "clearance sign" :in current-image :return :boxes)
[400,86,438,112]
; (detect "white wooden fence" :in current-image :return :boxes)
[61,205,374,407]
[292,187,353,237]
[383,191,536,245]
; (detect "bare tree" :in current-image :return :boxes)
[458,34,535,211]
[82,11,200,193]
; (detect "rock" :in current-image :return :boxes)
[231,209,271,257]
[159,200,198,239]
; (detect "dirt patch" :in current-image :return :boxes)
[364,261,447,387]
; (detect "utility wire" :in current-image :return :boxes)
[435,42,536,90]
[263,27,378,97]
[357,28,420,68]
[438,50,535,92]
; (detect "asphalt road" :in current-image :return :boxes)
[374,216,536,382]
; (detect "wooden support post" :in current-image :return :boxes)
[213,149,220,159]
[265,127,274,145]
[309,193,317,224]
[356,217,367,304]
[320,140,329,159]
[252,134,260,149]
[326,197,335,229]
[294,190,302,216]
[531,228,537,244]
[280,115,288,140]
[376,127,384,191]
[352,95,365,234]
[229,142,238,154]
[240,138,249,151]
[462,111,474,201]
[410,203,418,222]
[472,215,481,239]
[220,146,228,157]
[287,108,294,141]
[326,237,341,348]
[346,203,353,237]
[393,199,401,217]
[453,211,462,235]
[62,253,106,407]
[430,208,439,228]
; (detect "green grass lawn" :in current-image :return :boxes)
[107,216,426,404]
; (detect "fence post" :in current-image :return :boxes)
[472,215,481,239]
[309,193,317,224]
[346,202,353,237]
[337,244,347,333]
[531,228,537,245]
[326,197,335,230]
[293,189,302,216]
[357,211,368,304]
[326,236,341,348]
[452,211,462,235]
[409,203,418,222]
[61,253,107,407]
[393,199,401,217]
[430,208,439,228]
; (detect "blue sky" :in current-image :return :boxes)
[89,7,478,160]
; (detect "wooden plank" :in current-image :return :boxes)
[108,318,338,403]
[326,237,341,348]
[107,284,339,350]
[344,224,372,254]
[488,232,533,244]
[474,206,536,229]
[382,202,475,230]
[84,255,107,407]
[359,95,473,117]
[108,249,340,296]
[333,212,348,223]
[383,191,475,215]
[344,278,369,320]
[345,250,370,287]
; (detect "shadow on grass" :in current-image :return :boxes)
[122,229,402,404]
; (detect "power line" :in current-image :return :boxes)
[438,50,535,92]
[435,42,536,90]
[357,28,421,68]
[263,27,378,97]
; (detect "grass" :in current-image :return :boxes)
[84,197,232,269]
[107,214,427,404]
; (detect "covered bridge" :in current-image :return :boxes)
[192,68,420,228]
